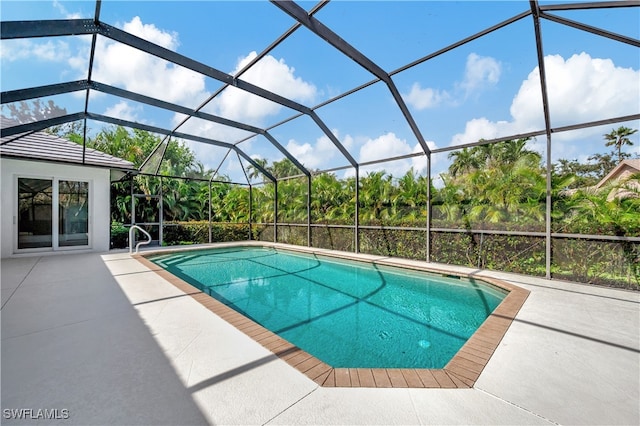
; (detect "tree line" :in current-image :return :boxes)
[64,123,637,241]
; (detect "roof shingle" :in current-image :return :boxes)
[0,118,135,170]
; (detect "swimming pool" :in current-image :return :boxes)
[150,246,507,369]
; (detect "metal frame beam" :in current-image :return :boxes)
[172,1,330,165]
[263,132,310,177]
[86,113,276,182]
[540,11,640,47]
[97,23,308,114]
[392,11,532,75]
[0,112,85,137]
[92,82,264,134]
[3,17,355,170]
[1,80,264,134]
[1,79,310,179]
[270,0,431,156]
[0,111,276,182]
[1,81,89,104]
[99,19,355,173]
[82,0,101,164]
[530,0,554,280]
[90,83,311,177]
[1,19,99,39]
[270,1,387,81]
[539,1,639,11]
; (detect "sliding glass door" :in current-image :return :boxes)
[17,177,90,251]
[18,178,53,249]
[58,180,89,247]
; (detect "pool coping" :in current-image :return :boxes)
[133,242,530,389]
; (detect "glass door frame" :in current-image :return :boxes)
[14,175,92,254]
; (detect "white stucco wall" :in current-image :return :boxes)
[1,158,112,258]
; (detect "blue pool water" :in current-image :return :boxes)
[150,247,506,368]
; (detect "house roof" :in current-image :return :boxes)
[0,118,135,171]
[595,159,640,189]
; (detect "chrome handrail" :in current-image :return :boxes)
[129,225,152,254]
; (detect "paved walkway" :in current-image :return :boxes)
[2,245,639,425]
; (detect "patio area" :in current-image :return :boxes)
[2,245,639,425]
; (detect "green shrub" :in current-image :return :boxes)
[111,222,129,249]
[162,221,251,246]
[163,222,208,245]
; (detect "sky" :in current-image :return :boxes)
[1,0,639,184]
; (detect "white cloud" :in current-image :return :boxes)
[67,52,88,73]
[92,21,207,108]
[206,52,316,124]
[449,117,514,146]
[459,53,501,95]
[339,132,355,151]
[103,101,143,122]
[33,40,72,62]
[1,39,71,62]
[176,51,318,164]
[167,51,320,181]
[123,16,179,50]
[2,36,89,87]
[0,40,28,62]
[338,132,435,178]
[360,132,413,164]
[538,53,637,127]
[6,16,316,142]
[403,53,500,110]
[286,135,332,170]
[450,52,640,155]
[82,19,318,180]
[213,86,282,124]
[284,129,356,170]
[235,52,316,103]
[53,0,82,19]
[404,83,449,110]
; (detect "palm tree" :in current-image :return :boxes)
[271,158,302,179]
[253,182,275,223]
[359,171,395,223]
[442,138,543,228]
[393,168,427,222]
[311,173,347,223]
[278,177,308,223]
[432,175,465,223]
[221,185,250,222]
[604,126,637,163]
[448,147,480,178]
[209,182,231,222]
[448,138,537,178]
[247,158,269,182]
[497,138,539,166]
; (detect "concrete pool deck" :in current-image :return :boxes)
[2,242,639,425]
